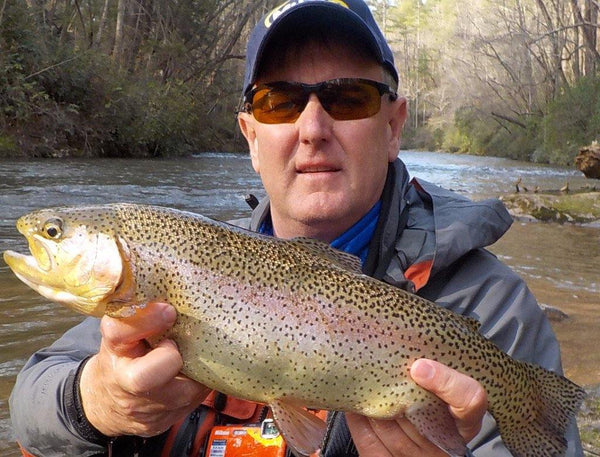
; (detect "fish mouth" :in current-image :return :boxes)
[4,248,60,293]
[3,225,56,280]
[4,249,86,303]
[3,246,47,284]
[5,217,54,276]
[3,246,117,317]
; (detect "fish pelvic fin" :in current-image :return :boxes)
[270,400,326,457]
[494,361,586,457]
[404,394,467,456]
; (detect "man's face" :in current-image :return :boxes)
[238,41,407,241]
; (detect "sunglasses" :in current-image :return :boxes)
[242,78,398,124]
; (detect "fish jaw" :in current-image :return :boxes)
[3,216,124,317]
[4,250,105,315]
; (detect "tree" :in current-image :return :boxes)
[379,0,600,162]
[0,0,281,156]
[2,0,599,161]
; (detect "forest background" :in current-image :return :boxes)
[1,0,599,165]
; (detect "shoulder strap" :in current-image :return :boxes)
[165,407,214,457]
[320,412,358,457]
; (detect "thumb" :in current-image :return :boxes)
[411,359,488,442]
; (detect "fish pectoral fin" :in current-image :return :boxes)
[270,400,326,457]
[105,301,145,318]
[404,395,467,457]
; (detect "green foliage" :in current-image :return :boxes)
[0,59,47,123]
[0,0,41,58]
[446,107,494,155]
[430,76,600,165]
[486,124,538,162]
[0,0,256,158]
[535,76,600,165]
[0,1,48,123]
[434,106,539,161]
[94,77,201,157]
[440,124,471,153]
[432,76,600,165]
[0,134,18,157]
[1,0,598,162]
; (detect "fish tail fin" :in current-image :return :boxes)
[495,361,586,457]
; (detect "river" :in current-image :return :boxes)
[0,151,598,456]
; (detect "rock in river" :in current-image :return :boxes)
[500,191,600,224]
[575,142,600,179]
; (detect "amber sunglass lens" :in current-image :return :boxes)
[325,82,381,120]
[248,79,389,123]
[252,86,305,124]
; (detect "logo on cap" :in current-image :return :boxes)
[264,0,349,28]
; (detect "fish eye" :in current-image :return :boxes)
[42,218,63,239]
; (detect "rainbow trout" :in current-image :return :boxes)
[3,203,585,457]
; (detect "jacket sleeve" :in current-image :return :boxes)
[9,317,107,457]
[420,248,583,456]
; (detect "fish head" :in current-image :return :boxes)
[3,207,125,317]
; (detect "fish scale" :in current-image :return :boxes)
[3,203,586,457]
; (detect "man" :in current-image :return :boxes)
[10,1,581,456]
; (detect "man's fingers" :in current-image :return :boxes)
[100,301,177,353]
[346,413,392,456]
[79,301,215,438]
[411,359,488,441]
[116,339,184,394]
[346,413,448,457]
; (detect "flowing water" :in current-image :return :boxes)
[0,151,598,456]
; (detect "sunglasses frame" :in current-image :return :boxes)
[242,78,398,124]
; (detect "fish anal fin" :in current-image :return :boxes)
[404,395,466,457]
[270,399,326,457]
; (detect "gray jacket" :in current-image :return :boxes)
[10,159,582,456]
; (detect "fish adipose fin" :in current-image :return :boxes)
[404,395,467,456]
[270,399,326,457]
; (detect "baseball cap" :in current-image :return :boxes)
[242,0,398,97]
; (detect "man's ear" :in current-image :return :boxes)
[238,113,260,173]
[387,96,408,162]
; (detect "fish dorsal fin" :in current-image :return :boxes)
[270,400,326,457]
[460,315,482,333]
[291,237,362,274]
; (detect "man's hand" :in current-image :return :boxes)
[79,302,211,438]
[346,359,488,456]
